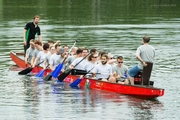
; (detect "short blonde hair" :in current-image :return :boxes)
[33,15,40,20]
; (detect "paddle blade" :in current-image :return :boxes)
[70,78,82,87]
[35,70,45,77]
[52,63,64,78]
[57,69,72,82]
[44,73,52,81]
[18,67,33,75]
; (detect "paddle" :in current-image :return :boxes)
[43,72,53,81]
[35,64,50,77]
[70,72,127,87]
[71,69,88,75]
[43,40,78,81]
[57,52,91,82]
[43,63,62,81]
[70,66,95,87]
[18,61,44,75]
[51,58,67,78]
[69,76,83,87]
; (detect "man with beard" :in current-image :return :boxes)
[92,54,113,81]
[23,15,42,54]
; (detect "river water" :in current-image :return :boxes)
[0,0,180,120]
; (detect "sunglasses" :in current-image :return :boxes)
[92,56,97,58]
[118,61,123,63]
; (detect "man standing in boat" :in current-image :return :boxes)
[23,15,42,54]
[128,36,155,85]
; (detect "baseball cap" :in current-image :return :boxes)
[59,48,65,54]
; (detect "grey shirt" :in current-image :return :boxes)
[26,47,35,63]
[66,55,76,67]
[112,64,128,80]
[32,48,41,59]
[136,44,155,69]
[44,54,51,64]
[56,55,66,70]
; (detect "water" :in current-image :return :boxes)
[0,0,180,119]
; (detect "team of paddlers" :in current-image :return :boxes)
[24,39,131,84]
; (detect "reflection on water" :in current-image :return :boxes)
[0,0,180,119]
[0,70,164,119]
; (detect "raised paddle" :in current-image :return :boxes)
[35,64,50,77]
[57,52,91,82]
[43,40,78,81]
[18,61,44,75]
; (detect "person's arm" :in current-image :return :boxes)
[24,56,28,64]
[30,51,36,66]
[109,67,113,78]
[91,66,97,79]
[136,47,147,67]
[108,59,116,64]
[31,56,35,66]
[43,61,47,69]
[69,64,74,69]
[25,48,30,64]
[23,29,27,46]
[38,35,42,43]
[136,53,147,67]
[54,40,60,46]
[49,64,54,71]
[69,58,77,69]
[32,57,39,68]
[91,72,96,79]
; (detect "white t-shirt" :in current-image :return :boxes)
[71,57,87,70]
[92,63,112,79]
[84,61,98,72]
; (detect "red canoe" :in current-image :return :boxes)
[10,51,164,99]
